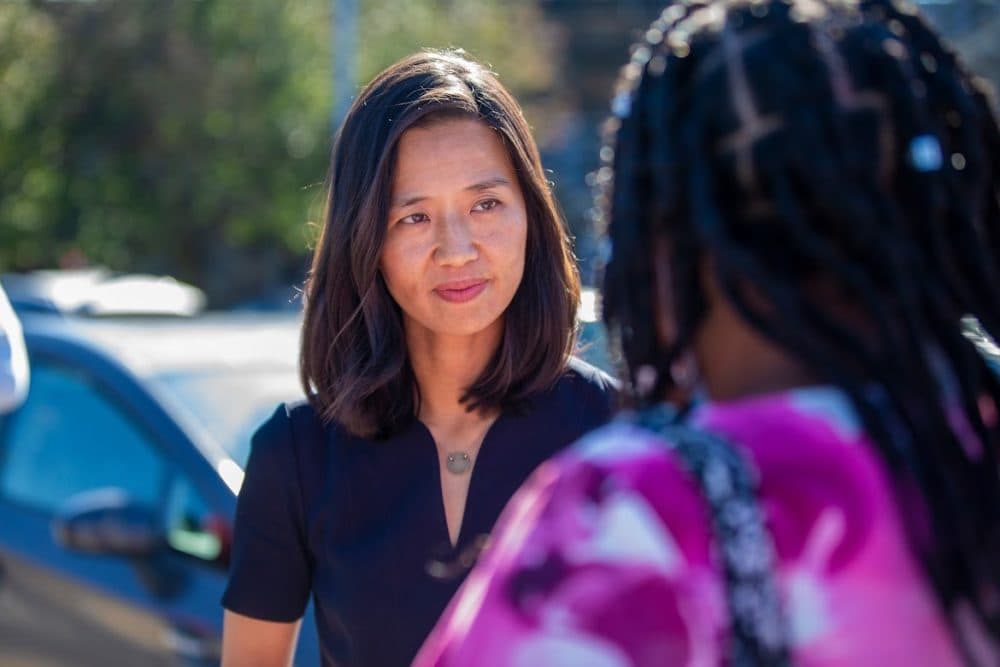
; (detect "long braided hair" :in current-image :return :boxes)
[601,0,1000,661]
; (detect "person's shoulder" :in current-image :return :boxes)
[569,418,670,466]
[524,357,619,436]
[565,355,618,387]
[246,400,352,502]
[252,399,347,458]
[553,356,620,409]
[284,398,326,435]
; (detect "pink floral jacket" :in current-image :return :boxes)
[415,387,984,666]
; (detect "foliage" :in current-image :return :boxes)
[0,0,556,305]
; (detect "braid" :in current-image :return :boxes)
[602,0,1000,662]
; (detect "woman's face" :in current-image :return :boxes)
[380,118,528,342]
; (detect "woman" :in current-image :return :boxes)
[416,2,1000,665]
[220,50,616,667]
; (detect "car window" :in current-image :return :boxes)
[151,368,302,466]
[0,361,166,513]
[165,476,226,564]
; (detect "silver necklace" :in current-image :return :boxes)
[445,451,472,475]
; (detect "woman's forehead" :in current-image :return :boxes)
[390,119,517,199]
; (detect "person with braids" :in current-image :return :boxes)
[414,1,1000,665]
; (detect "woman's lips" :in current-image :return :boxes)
[434,279,488,303]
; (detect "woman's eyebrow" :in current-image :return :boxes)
[393,194,428,209]
[465,177,511,192]
[392,177,512,209]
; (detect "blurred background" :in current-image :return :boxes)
[0,1,997,665]
[1,0,998,303]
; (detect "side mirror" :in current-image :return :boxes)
[52,488,166,558]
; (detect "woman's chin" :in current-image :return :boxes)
[413,311,506,341]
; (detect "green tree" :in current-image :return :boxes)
[0,0,556,305]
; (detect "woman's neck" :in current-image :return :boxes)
[407,318,503,430]
[694,290,817,402]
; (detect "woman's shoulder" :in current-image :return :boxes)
[253,400,336,447]
[249,400,352,474]
[517,357,619,439]
[562,355,619,391]
[555,420,711,537]
[244,400,360,512]
[546,356,619,412]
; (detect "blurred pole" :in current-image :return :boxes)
[332,0,358,134]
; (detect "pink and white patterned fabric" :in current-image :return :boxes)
[414,387,979,667]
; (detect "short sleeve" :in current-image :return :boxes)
[222,404,312,621]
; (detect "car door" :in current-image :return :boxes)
[0,346,228,667]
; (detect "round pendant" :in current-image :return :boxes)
[446,451,472,475]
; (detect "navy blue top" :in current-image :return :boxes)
[222,359,616,667]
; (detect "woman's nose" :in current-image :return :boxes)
[434,212,478,267]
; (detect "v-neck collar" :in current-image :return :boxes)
[413,413,507,551]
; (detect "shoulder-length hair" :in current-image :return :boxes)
[301,50,580,439]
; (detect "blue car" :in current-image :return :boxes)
[0,309,320,666]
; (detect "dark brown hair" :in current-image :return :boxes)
[301,49,580,439]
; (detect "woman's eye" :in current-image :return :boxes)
[473,198,500,212]
[398,212,429,225]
